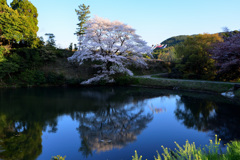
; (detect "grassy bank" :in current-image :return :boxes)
[135,77,239,95]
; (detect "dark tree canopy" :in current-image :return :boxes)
[211,33,240,81]
[161,35,188,47]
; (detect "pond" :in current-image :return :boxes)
[0,87,240,160]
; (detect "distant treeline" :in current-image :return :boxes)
[151,30,240,82]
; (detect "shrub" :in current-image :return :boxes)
[18,69,46,86]
[224,141,240,160]
[46,72,66,85]
[51,155,66,160]
[115,75,139,85]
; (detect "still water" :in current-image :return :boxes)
[0,87,240,160]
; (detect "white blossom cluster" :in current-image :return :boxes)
[68,16,152,84]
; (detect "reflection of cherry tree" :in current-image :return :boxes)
[73,102,153,156]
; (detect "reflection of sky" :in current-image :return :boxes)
[38,116,80,160]
[37,95,217,160]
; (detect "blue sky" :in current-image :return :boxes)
[7,0,240,48]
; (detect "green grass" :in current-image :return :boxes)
[136,77,235,93]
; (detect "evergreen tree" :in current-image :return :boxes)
[75,4,90,46]
[74,44,78,51]
[69,43,73,51]
[45,33,56,47]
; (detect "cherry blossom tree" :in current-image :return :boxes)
[211,33,240,81]
[68,16,152,84]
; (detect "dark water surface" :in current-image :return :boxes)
[0,87,240,160]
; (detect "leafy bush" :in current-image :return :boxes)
[0,61,19,80]
[54,49,74,58]
[18,69,46,86]
[224,141,240,160]
[51,155,66,160]
[174,33,223,80]
[11,48,42,69]
[115,75,139,85]
[45,72,66,85]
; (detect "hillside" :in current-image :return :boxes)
[160,35,188,47]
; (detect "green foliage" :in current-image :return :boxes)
[75,4,90,36]
[45,33,56,47]
[46,72,66,85]
[0,61,19,80]
[132,150,143,160]
[18,69,46,86]
[224,141,240,160]
[0,0,39,48]
[152,46,177,62]
[0,0,7,5]
[11,48,43,69]
[137,77,234,93]
[0,121,43,160]
[51,155,66,160]
[0,46,8,62]
[69,43,73,51]
[133,135,240,160]
[115,75,139,85]
[161,35,188,47]
[39,47,57,61]
[75,4,90,47]
[74,44,78,51]
[174,33,223,80]
[0,46,75,86]
[54,48,74,58]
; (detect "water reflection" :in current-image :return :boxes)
[73,103,153,156]
[0,87,158,159]
[175,96,217,131]
[0,119,42,160]
[175,95,240,144]
[0,87,239,159]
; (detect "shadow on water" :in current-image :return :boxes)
[0,86,239,159]
[175,95,240,144]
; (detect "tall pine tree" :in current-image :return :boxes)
[75,4,90,47]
